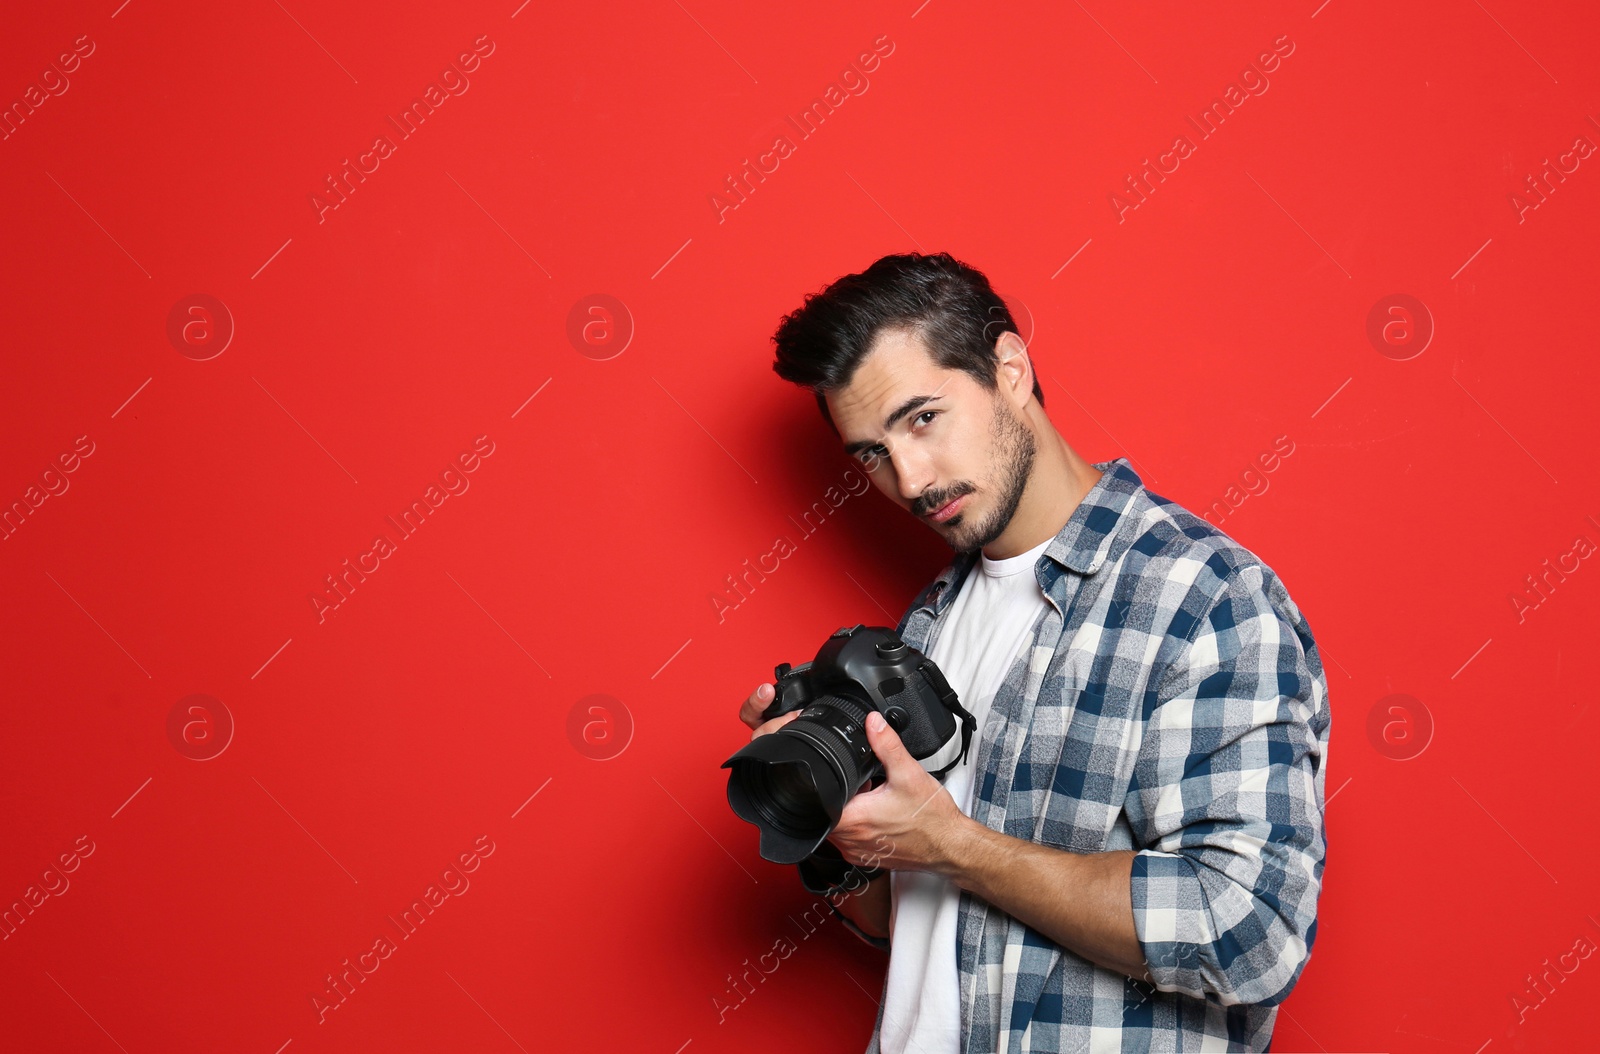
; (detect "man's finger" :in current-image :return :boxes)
[751,709,801,740]
[865,710,918,777]
[739,682,776,730]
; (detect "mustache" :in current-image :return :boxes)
[915,482,972,517]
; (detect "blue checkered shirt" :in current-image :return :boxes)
[848,458,1330,1052]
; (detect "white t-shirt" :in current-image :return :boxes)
[878,535,1055,1054]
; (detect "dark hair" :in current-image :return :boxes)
[770,251,1044,432]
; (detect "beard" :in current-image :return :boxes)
[919,395,1036,557]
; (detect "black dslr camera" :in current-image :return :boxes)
[722,624,977,865]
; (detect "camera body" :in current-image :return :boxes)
[763,623,971,776]
[723,623,976,864]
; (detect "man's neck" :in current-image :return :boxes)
[980,424,1103,561]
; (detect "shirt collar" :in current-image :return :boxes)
[913,457,1145,618]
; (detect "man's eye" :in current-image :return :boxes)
[858,413,937,465]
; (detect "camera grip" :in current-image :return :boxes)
[764,659,815,721]
[795,837,884,897]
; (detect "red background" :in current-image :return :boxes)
[2,1,1597,1051]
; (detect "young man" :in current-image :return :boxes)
[736,252,1331,1053]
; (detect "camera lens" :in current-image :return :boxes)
[748,762,824,832]
[723,695,872,863]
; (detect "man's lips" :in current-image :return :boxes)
[926,494,967,523]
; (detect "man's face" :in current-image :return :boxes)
[826,329,1036,556]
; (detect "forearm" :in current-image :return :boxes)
[832,870,891,938]
[933,816,1150,982]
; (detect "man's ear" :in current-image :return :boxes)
[994,331,1033,408]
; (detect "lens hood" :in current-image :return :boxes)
[722,730,851,864]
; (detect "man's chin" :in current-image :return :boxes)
[940,520,986,555]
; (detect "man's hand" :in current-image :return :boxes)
[822,707,1149,980]
[826,710,970,873]
[739,681,801,739]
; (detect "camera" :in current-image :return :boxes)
[722,623,977,865]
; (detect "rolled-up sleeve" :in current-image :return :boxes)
[1127,565,1330,1007]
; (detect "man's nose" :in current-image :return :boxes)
[890,447,934,505]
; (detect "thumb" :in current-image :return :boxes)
[865,711,917,777]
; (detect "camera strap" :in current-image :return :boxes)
[919,667,978,781]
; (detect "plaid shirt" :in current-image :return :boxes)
[849,458,1330,1053]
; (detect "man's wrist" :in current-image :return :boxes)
[928,812,986,883]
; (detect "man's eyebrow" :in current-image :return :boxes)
[842,394,943,456]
